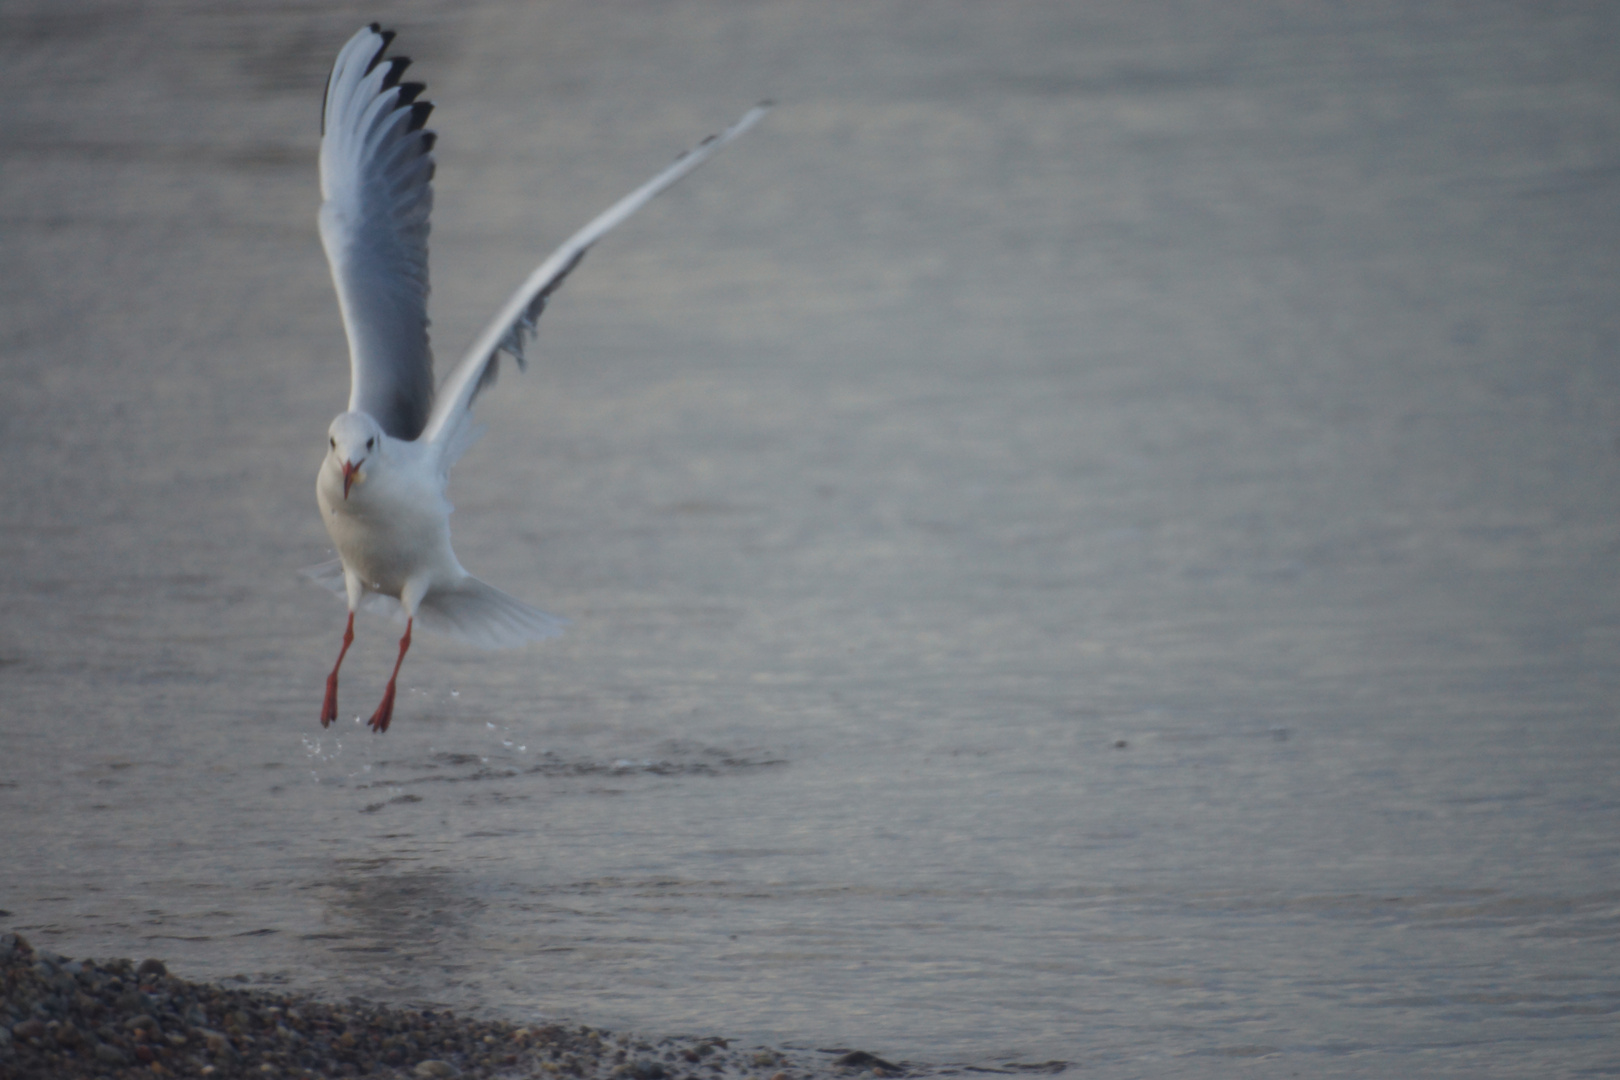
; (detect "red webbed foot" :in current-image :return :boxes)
[321,611,356,728]
[368,617,413,734]
[321,673,340,728]
[368,682,396,733]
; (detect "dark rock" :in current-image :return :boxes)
[94,1041,128,1065]
[834,1051,900,1072]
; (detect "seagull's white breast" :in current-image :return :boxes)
[316,443,460,598]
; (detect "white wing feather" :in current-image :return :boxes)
[319,24,438,440]
[419,102,772,453]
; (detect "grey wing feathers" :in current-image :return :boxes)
[419,102,772,451]
[320,24,437,440]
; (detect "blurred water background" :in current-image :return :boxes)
[2,2,1618,1076]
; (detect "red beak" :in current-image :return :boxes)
[342,460,359,499]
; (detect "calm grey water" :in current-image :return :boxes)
[3,2,1619,1076]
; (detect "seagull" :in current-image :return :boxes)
[306,24,767,732]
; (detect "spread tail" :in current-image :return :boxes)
[415,574,567,649]
[302,559,566,649]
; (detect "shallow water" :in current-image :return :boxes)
[2,1,1619,1076]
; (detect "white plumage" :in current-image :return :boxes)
[307,24,767,731]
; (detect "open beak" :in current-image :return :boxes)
[342,459,360,499]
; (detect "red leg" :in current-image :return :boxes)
[368,617,413,733]
[320,611,355,728]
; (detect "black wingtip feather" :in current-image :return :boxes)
[381,56,412,90]
[365,29,396,75]
[408,100,435,132]
[396,81,426,105]
[420,130,438,153]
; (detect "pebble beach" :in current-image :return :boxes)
[0,934,936,1080]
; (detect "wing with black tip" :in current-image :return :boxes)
[319,24,437,440]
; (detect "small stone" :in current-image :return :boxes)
[136,958,169,979]
[415,1060,460,1078]
[12,1018,44,1041]
[200,1028,237,1062]
[834,1051,900,1072]
[95,1042,129,1065]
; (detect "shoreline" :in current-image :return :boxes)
[0,933,928,1080]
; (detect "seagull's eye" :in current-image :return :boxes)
[366,437,375,450]
[329,437,336,449]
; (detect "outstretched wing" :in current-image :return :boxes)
[319,24,437,440]
[418,103,772,453]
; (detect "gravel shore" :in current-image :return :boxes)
[0,933,923,1080]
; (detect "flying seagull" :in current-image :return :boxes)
[306,24,767,732]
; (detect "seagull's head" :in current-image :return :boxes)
[326,412,385,499]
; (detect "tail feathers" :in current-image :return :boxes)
[416,574,567,649]
[303,559,566,649]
